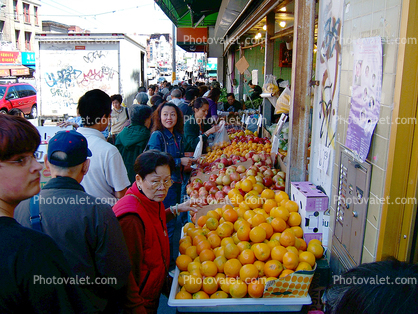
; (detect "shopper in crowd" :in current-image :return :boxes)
[77,89,130,205]
[178,89,197,120]
[116,105,153,184]
[113,150,200,313]
[198,85,208,97]
[135,92,149,106]
[146,102,194,266]
[248,80,262,100]
[324,258,418,314]
[15,130,131,313]
[7,108,24,117]
[170,88,183,106]
[108,94,130,145]
[203,80,221,97]
[0,115,94,313]
[225,93,243,112]
[205,87,222,122]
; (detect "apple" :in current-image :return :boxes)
[215,158,221,163]
[199,189,209,197]
[232,159,240,164]
[209,174,218,182]
[222,185,232,194]
[245,151,255,159]
[226,168,236,175]
[217,163,225,169]
[259,166,268,172]
[275,182,285,191]
[252,154,261,162]
[229,172,241,182]
[193,182,204,190]
[272,169,278,175]
[199,186,207,194]
[238,189,246,196]
[254,162,263,167]
[222,174,231,186]
[220,157,228,165]
[219,169,226,174]
[277,171,286,179]
[263,169,274,178]
[255,175,264,183]
[193,178,203,184]
[265,157,273,165]
[204,181,217,191]
[190,190,199,198]
[236,165,246,173]
[216,175,224,185]
[259,154,266,161]
[250,166,260,173]
[230,181,237,189]
[246,169,257,177]
[209,186,219,195]
[220,154,227,159]
[240,157,247,162]
[215,191,227,200]
[263,177,274,187]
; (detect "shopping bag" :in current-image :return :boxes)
[263,74,279,95]
[212,121,230,148]
[193,135,203,159]
[275,86,292,114]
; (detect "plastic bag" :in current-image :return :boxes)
[263,74,279,95]
[212,121,230,149]
[275,87,292,114]
[193,135,203,159]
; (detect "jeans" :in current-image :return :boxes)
[163,182,181,269]
[180,171,192,225]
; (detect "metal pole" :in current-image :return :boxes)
[172,23,176,82]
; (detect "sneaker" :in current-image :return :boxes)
[169,270,176,278]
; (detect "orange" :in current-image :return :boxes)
[222,204,234,212]
[271,245,288,262]
[178,271,190,286]
[270,206,290,221]
[224,243,240,259]
[221,237,235,247]
[193,234,207,246]
[258,222,274,239]
[229,279,248,298]
[200,260,218,277]
[246,175,256,184]
[207,234,221,249]
[185,245,198,260]
[187,261,202,275]
[241,179,253,192]
[307,243,324,259]
[254,260,265,277]
[288,212,302,227]
[199,248,216,262]
[279,269,294,278]
[296,262,312,271]
[246,196,264,209]
[179,241,192,255]
[213,255,227,273]
[279,230,296,247]
[197,215,208,227]
[206,217,219,230]
[270,233,281,242]
[224,258,242,277]
[274,191,289,204]
[183,223,195,235]
[206,210,220,221]
[220,276,235,294]
[215,272,226,284]
[179,235,192,245]
[176,290,192,299]
[252,183,264,194]
[282,252,299,270]
[251,214,266,227]
[291,226,304,238]
[250,226,267,243]
[286,246,299,256]
[223,208,238,223]
[248,280,265,298]
[217,223,234,238]
[238,249,256,265]
[308,239,323,246]
[193,291,209,299]
[230,193,244,205]
[237,241,251,252]
[261,188,275,200]
[210,291,229,299]
[236,207,247,218]
[184,274,202,293]
[239,264,259,283]
[294,238,301,250]
[267,239,280,249]
[213,246,225,257]
[284,200,299,212]
[228,188,240,200]
[202,276,219,294]
[262,199,277,213]
[237,224,251,241]
[176,254,193,271]
[232,232,240,244]
[253,243,271,261]
[270,217,287,233]
[299,238,308,251]
[196,240,211,255]
[264,260,283,277]
[239,202,251,211]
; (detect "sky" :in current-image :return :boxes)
[39,0,173,34]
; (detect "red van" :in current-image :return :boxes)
[0,83,37,118]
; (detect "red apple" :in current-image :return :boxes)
[199,189,209,197]
[193,178,203,184]
[252,154,261,162]
[246,169,257,177]
[209,174,218,182]
[193,182,204,190]
[263,169,274,178]
[209,186,219,195]
[239,157,247,162]
[216,175,224,185]
[215,191,227,200]
[222,174,231,186]
[229,172,241,182]
[204,181,217,191]
[230,181,237,188]
[226,168,236,175]
[217,162,225,169]
[255,175,264,183]
[263,177,274,187]
[236,165,246,173]
[190,190,199,198]
[219,169,226,174]
[222,185,232,194]
[259,166,268,172]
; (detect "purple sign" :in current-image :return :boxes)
[345,37,382,162]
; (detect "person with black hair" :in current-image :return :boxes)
[178,89,198,120]
[205,87,222,122]
[7,108,24,117]
[248,80,262,100]
[225,93,243,112]
[77,89,130,205]
[108,94,129,145]
[113,150,200,313]
[325,258,418,314]
[116,105,153,184]
[150,95,164,112]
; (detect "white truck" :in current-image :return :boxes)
[35,33,147,118]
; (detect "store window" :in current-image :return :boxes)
[34,6,38,25]
[15,30,20,50]
[23,3,30,23]
[24,31,31,50]
[13,0,19,21]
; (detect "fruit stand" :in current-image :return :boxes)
[168,127,325,312]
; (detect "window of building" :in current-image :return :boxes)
[25,31,31,50]
[15,30,20,49]
[34,6,38,25]
[13,1,19,21]
[23,3,30,23]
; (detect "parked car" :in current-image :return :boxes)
[0,83,37,118]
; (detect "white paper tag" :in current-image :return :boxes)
[271,135,279,154]
[317,145,331,173]
[245,116,251,125]
[241,114,246,123]
[257,114,263,127]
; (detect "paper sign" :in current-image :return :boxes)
[245,116,251,125]
[317,145,331,173]
[241,114,246,123]
[271,135,280,154]
[252,69,258,85]
[257,114,263,127]
[236,56,250,74]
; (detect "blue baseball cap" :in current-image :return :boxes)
[47,130,92,167]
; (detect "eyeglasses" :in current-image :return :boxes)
[145,178,174,189]
[0,151,43,167]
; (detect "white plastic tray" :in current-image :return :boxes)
[168,266,311,312]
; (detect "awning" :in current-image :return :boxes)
[0,65,30,77]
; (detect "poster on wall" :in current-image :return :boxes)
[345,37,382,162]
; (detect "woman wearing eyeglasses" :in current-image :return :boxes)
[113,150,199,314]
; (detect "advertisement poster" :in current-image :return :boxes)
[345,37,382,162]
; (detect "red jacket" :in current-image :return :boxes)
[113,183,170,312]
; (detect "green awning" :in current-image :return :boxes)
[155,0,222,28]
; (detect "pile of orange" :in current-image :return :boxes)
[175,190,324,300]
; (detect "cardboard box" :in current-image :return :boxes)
[290,182,329,244]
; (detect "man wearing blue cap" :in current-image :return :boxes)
[14,130,131,313]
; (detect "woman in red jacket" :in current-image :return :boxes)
[113,150,199,314]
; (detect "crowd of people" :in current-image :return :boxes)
[1,78,417,314]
